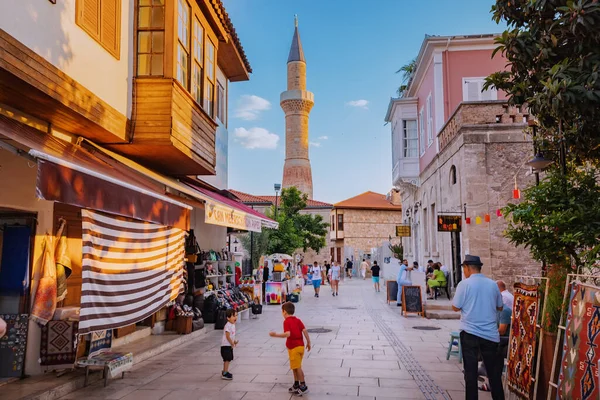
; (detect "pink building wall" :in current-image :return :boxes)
[445,50,508,119]
[416,60,436,172]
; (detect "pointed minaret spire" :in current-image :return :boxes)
[288,15,305,63]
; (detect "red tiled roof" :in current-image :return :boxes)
[229,190,332,209]
[334,191,402,211]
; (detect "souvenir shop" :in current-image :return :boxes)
[500,272,600,400]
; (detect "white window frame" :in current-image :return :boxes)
[462,77,498,102]
[426,94,433,147]
[419,108,425,156]
[402,119,418,158]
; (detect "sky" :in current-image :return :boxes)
[222,0,507,204]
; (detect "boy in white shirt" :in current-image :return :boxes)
[221,309,239,380]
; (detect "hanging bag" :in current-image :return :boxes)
[185,230,200,263]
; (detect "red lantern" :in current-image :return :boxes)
[513,189,521,199]
[466,217,471,224]
[484,214,491,223]
[496,209,502,217]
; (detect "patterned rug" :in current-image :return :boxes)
[40,321,78,366]
[558,282,600,400]
[88,330,112,358]
[507,283,539,399]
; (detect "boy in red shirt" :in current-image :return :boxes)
[269,302,312,396]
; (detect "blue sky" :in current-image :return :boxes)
[223,0,506,204]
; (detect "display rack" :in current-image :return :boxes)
[198,260,236,296]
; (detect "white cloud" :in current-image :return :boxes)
[309,141,321,147]
[234,95,271,120]
[234,127,279,150]
[346,99,369,109]
[318,136,329,140]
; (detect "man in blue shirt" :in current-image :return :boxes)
[452,255,504,400]
[396,259,413,307]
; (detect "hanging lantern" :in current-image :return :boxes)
[484,214,491,223]
[496,209,502,217]
[466,217,471,224]
[475,216,482,225]
[513,177,521,199]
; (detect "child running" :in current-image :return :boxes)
[221,309,238,380]
[269,302,311,396]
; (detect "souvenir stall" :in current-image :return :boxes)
[261,254,303,305]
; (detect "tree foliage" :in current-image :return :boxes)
[239,230,270,271]
[265,187,329,255]
[396,58,417,97]
[485,0,600,164]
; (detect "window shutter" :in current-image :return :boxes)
[100,0,120,59]
[77,0,100,40]
[466,80,480,101]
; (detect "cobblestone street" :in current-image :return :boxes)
[52,279,494,400]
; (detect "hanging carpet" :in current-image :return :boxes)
[557,282,600,400]
[78,210,185,335]
[40,321,78,366]
[506,283,539,399]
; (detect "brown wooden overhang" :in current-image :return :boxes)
[0,29,128,144]
[108,78,217,176]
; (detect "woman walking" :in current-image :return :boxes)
[311,261,322,298]
[330,262,341,296]
[360,259,368,280]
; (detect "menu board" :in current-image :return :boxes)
[0,314,29,378]
[401,286,423,316]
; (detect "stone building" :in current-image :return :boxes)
[385,34,537,290]
[330,192,403,265]
[229,190,333,264]
[281,17,314,199]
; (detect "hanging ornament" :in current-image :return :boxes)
[513,177,521,199]
[496,209,502,217]
[466,217,471,224]
[484,214,491,223]
[475,216,482,225]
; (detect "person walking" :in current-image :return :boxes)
[452,255,505,400]
[370,261,381,292]
[360,259,368,280]
[311,261,322,298]
[396,259,413,306]
[330,261,341,296]
[345,258,353,279]
[325,261,331,285]
[262,260,270,304]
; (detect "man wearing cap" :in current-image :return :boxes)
[452,255,504,399]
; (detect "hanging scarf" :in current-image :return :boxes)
[55,235,71,302]
[31,234,57,326]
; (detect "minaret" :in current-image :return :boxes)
[281,16,314,199]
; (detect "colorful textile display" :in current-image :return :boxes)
[76,352,133,378]
[558,282,600,400]
[507,283,539,399]
[88,330,112,358]
[31,234,57,326]
[40,321,78,366]
[78,210,185,334]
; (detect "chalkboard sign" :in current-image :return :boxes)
[387,280,399,304]
[0,314,29,378]
[401,286,423,316]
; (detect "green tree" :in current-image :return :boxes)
[396,58,416,97]
[266,187,329,255]
[239,230,270,271]
[485,0,600,164]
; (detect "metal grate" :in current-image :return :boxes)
[412,326,441,331]
[337,307,357,310]
[307,328,333,334]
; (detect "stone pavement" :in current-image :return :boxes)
[53,279,493,400]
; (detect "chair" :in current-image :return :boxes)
[435,271,452,300]
[446,331,462,363]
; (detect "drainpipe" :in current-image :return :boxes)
[443,37,452,121]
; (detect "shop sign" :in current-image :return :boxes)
[437,215,462,232]
[205,200,262,232]
[395,225,411,237]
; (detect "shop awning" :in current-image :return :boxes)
[82,141,279,232]
[186,183,279,232]
[0,115,191,230]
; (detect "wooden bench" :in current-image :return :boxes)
[76,352,134,387]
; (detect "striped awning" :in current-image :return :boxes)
[78,210,185,334]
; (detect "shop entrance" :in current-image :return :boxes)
[0,210,37,379]
[450,231,462,287]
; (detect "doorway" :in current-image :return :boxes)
[450,231,462,287]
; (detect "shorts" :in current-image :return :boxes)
[372,276,380,283]
[221,346,234,362]
[312,279,322,289]
[288,345,305,370]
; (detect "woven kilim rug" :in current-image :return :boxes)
[506,283,539,399]
[558,282,600,400]
[40,321,78,366]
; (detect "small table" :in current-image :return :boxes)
[76,352,134,387]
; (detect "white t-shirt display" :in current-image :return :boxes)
[221,321,236,346]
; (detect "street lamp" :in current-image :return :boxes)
[526,153,554,171]
[274,183,281,219]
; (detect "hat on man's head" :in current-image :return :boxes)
[461,255,483,267]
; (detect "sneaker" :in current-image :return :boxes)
[295,386,309,396]
[289,384,300,393]
[332,292,335,296]
[221,372,233,380]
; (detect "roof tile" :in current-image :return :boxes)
[333,191,402,211]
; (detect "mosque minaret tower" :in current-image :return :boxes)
[280,16,314,199]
